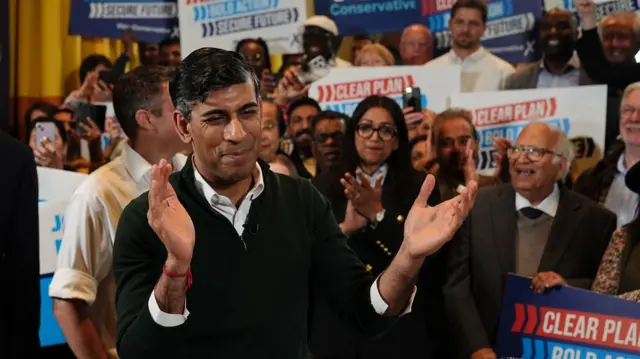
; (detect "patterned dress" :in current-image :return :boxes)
[591,228,640,301]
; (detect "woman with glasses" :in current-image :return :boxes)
[309,95,443,359]
[592,162,640,302]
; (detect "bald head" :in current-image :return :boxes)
[400,24,432,65]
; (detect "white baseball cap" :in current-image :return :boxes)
[304,15,339,36]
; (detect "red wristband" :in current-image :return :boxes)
[163,265,192,291]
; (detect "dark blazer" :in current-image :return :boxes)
[502,60,591,90]
[0,131,40,358]
[309,170,448,359]
[444,184,616,358]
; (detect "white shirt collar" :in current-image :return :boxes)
[448,47,486,64]
[617,154,628,175]
[192,161,265,207]
[515,184,560,218]
[121,142,188,185]
[357,163,389,187]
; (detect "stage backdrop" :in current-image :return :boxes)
[37,167,88,347]
[69,0,179,43]
[308,65,461,117]
[497,274,640,359]
[449,85,608,175]
[178,0,306,57]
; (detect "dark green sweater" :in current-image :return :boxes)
[113,160,396,359]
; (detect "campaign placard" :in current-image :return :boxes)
[544,0,639,19]
[178,0,306,57]
[497,274,640,359]
[308,65,461,117]
[432,0,543,64]
[37,167,88,346]
[69,0,179,43]
[448,85,607,175]
[314,0,430,36]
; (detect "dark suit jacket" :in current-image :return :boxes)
[309,169,448,359]
[502,60,591,90]
[443,184,616,358]
[0,131,40,358]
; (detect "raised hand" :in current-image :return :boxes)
[340,170,384,222]
[274,66,310,107]
[339,200,367,236]
[463,141,479,185]
[575,0,597,29]
[34,137,64,170]
[147,159,195,272]
[78,117,102,143]
[402,175,478,258]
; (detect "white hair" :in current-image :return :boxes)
[600,12,640,41]
[622,81,640,100]
[523,121,574,180]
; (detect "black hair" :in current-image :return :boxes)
[431,108,479,147]
[24,102,58,124]
[353,34,375,42]
[262,97,286,136]
[54,108,75,118]
[159,36,180,49]
[333,95,412,180]
[170,48,259,121]
[30,116,68,143]
[79,54,113,83]
[451,0,488,24]
[112,66,175,141]
[311,110,349,133]
[286,96,321,122]
[235,38,272,73]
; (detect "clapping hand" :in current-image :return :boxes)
[402,175,478,258]
[340,170,384,222]
[147,159,195,272]
[463,141,479,185]
[340,200,368,236]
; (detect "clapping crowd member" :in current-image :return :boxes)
[7,1,640,358]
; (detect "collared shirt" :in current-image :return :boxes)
[149,161,413,328]
[515,184,561,218]
[426,47,515,92]
[536,60,581,89]
[357,163,389,187]
[49,143,187,359]
[604,155,639,228]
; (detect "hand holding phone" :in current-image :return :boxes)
[35,122,57,149]
[74,104,107,139]
[403,87,422,113]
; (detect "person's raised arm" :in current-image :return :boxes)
[114,159,194,357]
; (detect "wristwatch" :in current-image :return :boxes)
[369,209,386,228]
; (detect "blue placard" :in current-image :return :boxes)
[69,0,179,43]
[496,274,640,359]
[314,0,430,36]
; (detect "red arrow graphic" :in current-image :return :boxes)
[511,303,526,333]
[317,86,325,103]
[524,305,537,334]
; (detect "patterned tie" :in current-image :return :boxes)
[520,207,544,219]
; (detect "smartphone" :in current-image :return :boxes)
[35,122,57,148]
[298,55,331,85]
[74,103,107,134]
[98,70,115,86]
[403,87,422,113]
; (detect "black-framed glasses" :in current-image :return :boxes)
[356,123,397,141]
[507,145,563,162]
[314,131,343,144]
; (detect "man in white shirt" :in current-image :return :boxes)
[49,66,187,359]
[426,0,515,92]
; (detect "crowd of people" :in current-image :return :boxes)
[2,0,640,358]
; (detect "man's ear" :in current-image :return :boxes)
[173,110,192,145]
[135,109,154,133]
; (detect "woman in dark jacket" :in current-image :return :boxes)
[592,162,640,302]
[309,95,447,359]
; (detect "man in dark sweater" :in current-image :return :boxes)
[113,48,479,359]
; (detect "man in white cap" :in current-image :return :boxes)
[303,15,352,68]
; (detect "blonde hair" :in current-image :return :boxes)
[354,44,395,66]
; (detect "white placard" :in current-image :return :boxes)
[545,0,636,16]
[37,167,87,274]
[178,0,306,56]
[448,85,607,175]
[308,65,462,116]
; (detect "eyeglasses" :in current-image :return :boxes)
[356,123,397,141]
[507,145,563,162]
[621,105,640,117]
[314,131,343,144]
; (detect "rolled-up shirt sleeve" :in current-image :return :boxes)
[49,192,112,304]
